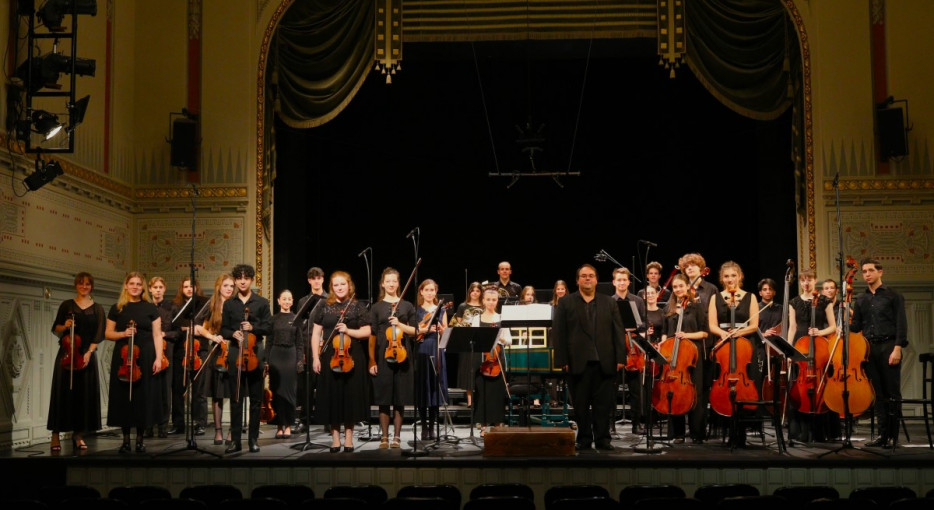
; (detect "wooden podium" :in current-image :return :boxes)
[482,426,576,457]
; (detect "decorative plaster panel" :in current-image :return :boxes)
[138,217,244,284]
[827,209,932,276]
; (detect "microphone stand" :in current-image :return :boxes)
[356,247,377,443]
[290,296,329,451]
[403,228,428,457]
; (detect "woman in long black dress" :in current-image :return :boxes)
[194,273,234,445]
[471,287,512,436]
[48,272,104,452]
[662,274,708,443]
[455,281,484,407]
[104,271,166,453]
[367,268,417,448]
[415,279,449,440]
[311,271,372,453]
[267,289,299,438]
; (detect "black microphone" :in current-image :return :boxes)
[191,184,199,196]
[638,239,658,247]
[405,227,418,239]
[358,247,371,258]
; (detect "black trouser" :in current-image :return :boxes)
[228,365,263,442]
[568,361,617,447]
[171,344,186,427]
[866,339,901,439]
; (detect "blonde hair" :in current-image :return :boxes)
[116,271,151,312]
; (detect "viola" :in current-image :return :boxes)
[329,294,356,373]
[762,259,794,417]
[709,291,759,417]
[652,299,698,416]
[117,320,142,401]
[60,312,87,373]
[822,257,875,418]
[260,364,276,423]
[789,289,830,414]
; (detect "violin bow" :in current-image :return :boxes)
[323,292,357,352]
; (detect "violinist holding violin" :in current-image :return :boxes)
[168,276,207,436]
[850,258,908,448]
[194,274,234,445]
[415,279,449,441]
[48,272,104,452]
[220,264,272,454]
[367,268,418,449]
[105,271,166,454]
[470,286,513,436]
[311,271,372,453]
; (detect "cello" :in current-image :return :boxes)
[709,291,760,416]
[384,260,421,364]
[821,257,875,418]
[117,319,142,402]
[789,289,831,414]
[762,260,794,416]
[329,292,357,373]
[652,297,698,416]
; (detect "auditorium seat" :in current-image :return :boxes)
[550,497,620,510]
[384,496,454,510]
[108,485,172,506]
[217,497,289,510]
[693,484,758,506]
[324,485,388,508]
[544,485,611,510]
[138,498,209,510]
[464,496,537,510]
[772,486,839,505]
[397,484,461,509]
[806,498,879,510]
[849,487,916,508]
[716,495,787,510]
[470,483,535,501]
[251,485,315,508]
[619,485,685,508]
[180,484,243,507]
[888,499,934,510]
[3,499,48,510]
[632,497,708,510]
[60,497,129,510]
[308,497,370,510]
[36,484,100,506]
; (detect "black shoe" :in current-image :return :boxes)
[329,446,341,453]
[248,438,260,453]
[119,442,131,454]
[135,440,146,453]
[595,442,615,451]
[343,446,354,453]
[194,425,206,436]
[866,436,889,448]
[632,424,645,435]
[225,441,242,454]
[575,442,591,451]
[167,426,185,435]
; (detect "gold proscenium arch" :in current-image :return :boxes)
[253,1,818,287]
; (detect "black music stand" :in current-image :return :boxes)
[289,294,328,452]
[756,332,807,454]
[441,326,500,449]
[501,304,552,427]
[615,299,644,435]
[626,332,668,454]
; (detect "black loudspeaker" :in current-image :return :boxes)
[877,107,907,160]
[171,118,198,168]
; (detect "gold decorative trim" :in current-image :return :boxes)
[823,179,934,192]
[783,0,815,270]
[135,187,248,199]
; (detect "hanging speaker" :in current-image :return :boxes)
[171,118,198,168]
[876,107,907,161]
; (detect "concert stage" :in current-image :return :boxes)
[3,416,934,507]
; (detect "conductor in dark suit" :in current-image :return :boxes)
[553,264,627,451]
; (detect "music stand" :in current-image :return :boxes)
[441,326,500,449]
[756,332,807,454]
[501,304,552,426]
[288,294,328,451]
[615,299,644,434]
[626,332,668,454]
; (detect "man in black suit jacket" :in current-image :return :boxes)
[553,264,627,451]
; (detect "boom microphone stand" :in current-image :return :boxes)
[356,246,377,443]
[290,295,328,451]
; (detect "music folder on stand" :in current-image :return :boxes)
[440,326,500,450]
[625,331,669,454]
[757,331,807,454]
[501,304,553,427]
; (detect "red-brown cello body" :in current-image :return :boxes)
[709,293,759,417]
[652,300,698,416]
[789,291,830,414]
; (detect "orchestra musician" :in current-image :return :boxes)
[520,285,537,304]
[821,278,841,320]
[221,264,272,454]
[268,289,299,439]
[707,261,761,447]
[550,280,568,306]
[48,272,104,452]
[851,258,908,448]
[611,267,648,435]
[455,282,484,407]
[148,276,175,438]
[168,277,206,436]
[494,261,522,299]
[662,274,709,443]
[311,271,372,453]
[639,261,672,304]
[367,268,417,449]
[757,278,783,338]
[195,274,234,445]
[104,271,166,453]
[679,253,718,309]
[553,264,626,451]
[414,279,449,440]
[295,266,327,432]
[470,287,513,437]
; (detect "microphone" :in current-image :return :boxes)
[594,252,607,262]
[358,247,371,258]
[191,183,199,196]
[405,227,419,239]
[638,239,658,247]
[786,259,795,268]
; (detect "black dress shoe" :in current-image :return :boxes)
[143,427,154,439]
[672,437,685,444]
[136,440,146,453]
[866,436,889,448]
[575,442,591,451]
[225,441,242,454]
[248,439,260,453]
[157,424,168,438]
[329,446,341,453]
[167,427,185,435]
[119,442,131,454]
[194,425,206,436]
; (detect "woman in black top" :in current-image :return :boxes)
[48,272,104,452]
[455,281,484,407]
[104,271,166,453]
[268,289,300,438]
[194,273,234,444]
[662,274,708,443]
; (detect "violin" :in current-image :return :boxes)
[384,260,421,364]
[709,291,759,416]
[238,307,260,373]
[60,312,87,373]
[822,257,875,418]
[416,302,452,341]
[652,298,698,416]
[480,334,503,378]
[329,293,356,373]
[183,334,202,371]
[117,320,142,401]
[789,288,830,414]
[260,364,275,423]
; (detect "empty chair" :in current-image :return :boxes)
[218,497,289,510]
[632,497,708,510]
[545,486,611,510]
[139,498,209,510]
[773,486,839,506]
[470,483,535,502]
[465,496,537,510]
[384,496,455,510]
[693,484,758,506]
[108,486,173,506]
[36,484,100,506]
[717,495,787,510]
[927,488,934,499]
[3,499,49,510]
[252,485,315,508]
[310,497,371,510]
[180,484,244,507]
[325,485,389,508]
[397,485,461,510]
[849,487,916,508]
[619,485,685,507]
[551,497,620,510]
[889,499,934,510]
[807,498,879,510]
[60,497,129,510]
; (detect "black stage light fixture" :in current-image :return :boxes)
[15,53,96,93]
[37,0,98,32]
[66,94,90,133]
[24,158,64,191]
[16,109,64,141]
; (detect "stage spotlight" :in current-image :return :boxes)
[24,159,64,191]
[15,52,96,93]
[16,109,64,141]
[37,0,98,32]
